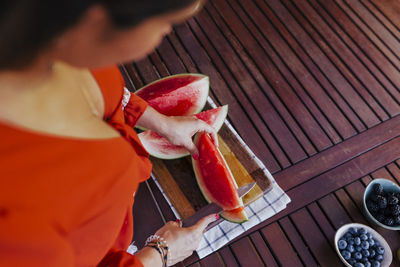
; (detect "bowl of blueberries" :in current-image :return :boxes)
[335,223,392,267]
[363,178,400,230]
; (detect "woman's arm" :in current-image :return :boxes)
[136,106,218,157]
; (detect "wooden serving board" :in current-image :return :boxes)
[150,111,273,221]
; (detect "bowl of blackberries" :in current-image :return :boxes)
[363,178,400,230]
[335,223,392,267]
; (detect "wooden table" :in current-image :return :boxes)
[122,0,400,266]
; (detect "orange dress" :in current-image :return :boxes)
[0,66,152,266]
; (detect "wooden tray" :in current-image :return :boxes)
[150,105,273,220]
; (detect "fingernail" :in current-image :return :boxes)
[193,154,199,160]
[215,214,220,220]
[175,219,181,223]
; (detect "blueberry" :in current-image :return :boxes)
[359,228,367,235]
[348,258,357,265]
[374,241,381,247]
[338,239,347,250]
[375,254,383,262]
[341,250,351,260]
[367,233,372,239]
[362,249,370,258]
[349,227,358,235]
[376,246,384,255]
[354,251,363,260]
[361,240,370,250]
[368,238,375,247]
[364,261,371,267]
[360,257,369,263]
[347,245,355,253]
[356,245,363,252]
[355,263,365,267]
[348,237,355,245]
[360,234,368,241]
[345,232,353,239]
[372,261,380,267]
[369,249,376,258]
[355,237,361,245]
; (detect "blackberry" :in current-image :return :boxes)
[390,204,400,215]
[384,207,392,216]
[376,195,387,209]
[372,183,383,195]
[394,215,400,225]
[388,195,399,205]
[367,200,380,213]
[383,217,394,226]
[374,212,385,223]
[369,194,379,202]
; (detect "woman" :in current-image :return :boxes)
[0,0,219,266]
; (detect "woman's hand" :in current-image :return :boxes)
[156,214,218,266]
[136,106,218,158]
[159,115,218,158]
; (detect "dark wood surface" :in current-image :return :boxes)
[122,0,400,265]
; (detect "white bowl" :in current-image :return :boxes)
[363,178,400,230]
[334,223,392,267]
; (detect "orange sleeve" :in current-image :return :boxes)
[124,92,148,128]
[98,251,144,267]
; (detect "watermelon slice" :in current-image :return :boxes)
[192,132,247,224]
[139,105,228,159]
[220,207,248,223]
[135,73,209,116]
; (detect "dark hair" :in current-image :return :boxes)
[0,0,196,70]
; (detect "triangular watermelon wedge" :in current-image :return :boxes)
[192,132,244,211]
[135,73,209,116]
[138,106,228,159]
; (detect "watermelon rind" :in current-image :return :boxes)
[138,131,189,160]
[139,105,228,160]
[220,208,248,223]
[192,133,243,209]
[135,73,209,116]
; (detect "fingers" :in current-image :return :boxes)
[185,140,200,159]
[199,122,219,147]
[190,214,219,233]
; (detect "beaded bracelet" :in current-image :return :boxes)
[145,235,170,267]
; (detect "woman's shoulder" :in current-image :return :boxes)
[90,65,125,120]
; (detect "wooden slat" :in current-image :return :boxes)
[318,194,352,229]
[197,253,225,267]
[216,247,239,267]
[261,222,303,266]
[291,208,342,266]
[276,115,400,191]
[307,203,337,244]
[234,0,356,141]
[279,217,319,267]
[269,0,382,126]
[249,231,279,267]
[191,7,311,163]
[361,0,400,41]
[210,0,334,152]
[132,182,165,248]
[311,0,400,108]
[230,237,265,267]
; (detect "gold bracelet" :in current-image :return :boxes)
[145,235,170,267]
